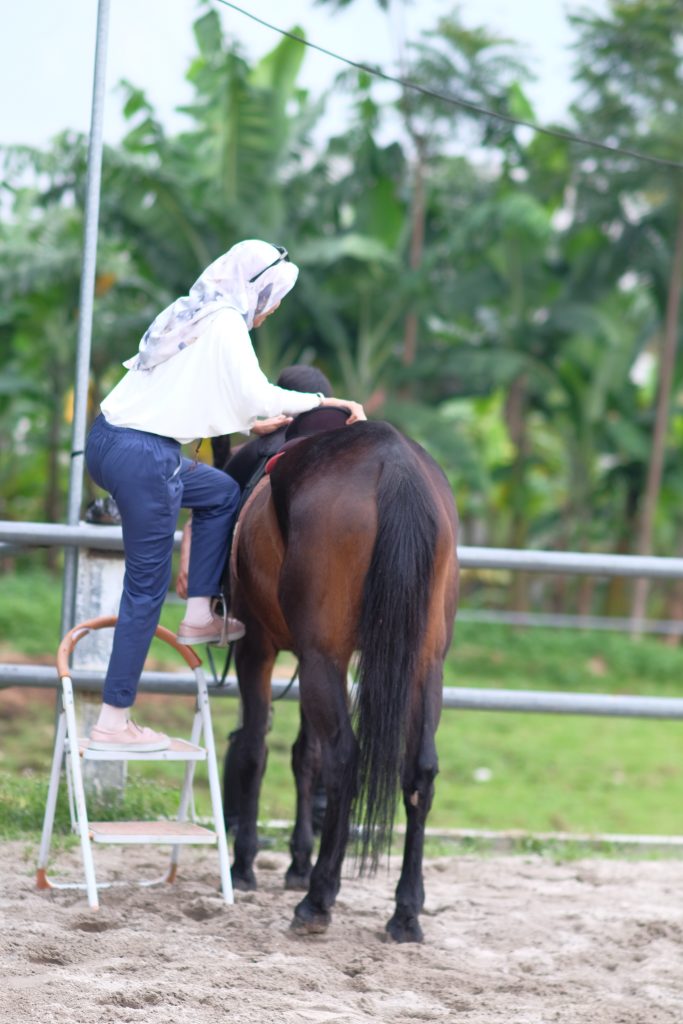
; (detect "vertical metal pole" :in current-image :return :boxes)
[60,0,112,639]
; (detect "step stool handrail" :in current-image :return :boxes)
[56,615,202,678]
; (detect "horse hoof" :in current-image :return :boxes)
[290,898,331,935]
[284,870,311,891]
[289,913,330,935]
[385,913,424,944]
[231,872,257,892]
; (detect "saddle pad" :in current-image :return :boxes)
[284,404,351,440]
[265,450,288,475]
[230,475,271,584]
[265,407,351,475]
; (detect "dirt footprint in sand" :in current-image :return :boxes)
[103,989,166,1010]
[182,896,227,921]
[68,913,122,933]
[26,944,72,966]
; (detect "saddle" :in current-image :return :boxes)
[237,405,351,511]
[264,405,351,476]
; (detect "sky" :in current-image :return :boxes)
[1,0,581,149]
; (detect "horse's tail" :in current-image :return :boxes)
[353,441,439,871]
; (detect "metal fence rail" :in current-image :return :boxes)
[4,520,683,579]
[3,664,683,720]
[457,609,683,636]
[3,518,683,723]
[0,522,182,553]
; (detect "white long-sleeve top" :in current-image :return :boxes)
[101,308,321,443]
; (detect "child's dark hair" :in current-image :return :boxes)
[277,364,333,397]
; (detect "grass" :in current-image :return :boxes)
[2,566,683,850]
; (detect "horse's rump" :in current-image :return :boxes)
[267,421,457,648]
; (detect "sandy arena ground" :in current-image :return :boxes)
[1,841,683,1024]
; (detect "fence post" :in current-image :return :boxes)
[73,533,126,801]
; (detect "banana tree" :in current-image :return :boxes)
[101,9,329,379]
[394,11,529,375]
[256,66,415,398]
[570,0,683,622]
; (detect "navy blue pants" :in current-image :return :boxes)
[85,414,240,708]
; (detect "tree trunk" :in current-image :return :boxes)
[83,373,103,507]
[604,476,641,617]
[402,137,426,368]
[631,201,683,629]
[505,373,531,611]
[663,527,683,647]
[44,369,65,571]
[576,576,596,617]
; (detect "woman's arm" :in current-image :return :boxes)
[214,310,368,427]
[318,397,366,424]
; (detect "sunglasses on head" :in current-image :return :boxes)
[248,245,289,283]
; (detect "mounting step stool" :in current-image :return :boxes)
[36,615,233,909]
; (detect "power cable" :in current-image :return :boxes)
[214,0,683,173]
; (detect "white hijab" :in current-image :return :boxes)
[123,239,299,371]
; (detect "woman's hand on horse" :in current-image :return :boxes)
[320,397,367,424]
[251,415,293,436]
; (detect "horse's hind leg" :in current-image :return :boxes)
[291,651,358,935]
[285,709,322,890]
[386,668,442,943]
[231,625,277,891]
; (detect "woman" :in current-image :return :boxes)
[85,240,365,752]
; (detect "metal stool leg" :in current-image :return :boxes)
[36,711,67,889]
[196,669,233,904]
[62,676,99,909]
[167,708,203,882]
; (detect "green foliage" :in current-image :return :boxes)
[2,2,683,617]
[0,568,62,654]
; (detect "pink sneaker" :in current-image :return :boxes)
[176,612,246,647]
[89,721,170,752]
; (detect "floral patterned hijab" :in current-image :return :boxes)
[123,240,299,371]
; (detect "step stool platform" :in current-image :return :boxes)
[89,820,218,844]
[77,738,207,762]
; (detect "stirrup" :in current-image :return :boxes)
[211,597,245,644]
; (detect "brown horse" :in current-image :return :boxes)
[227,420,458,942]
